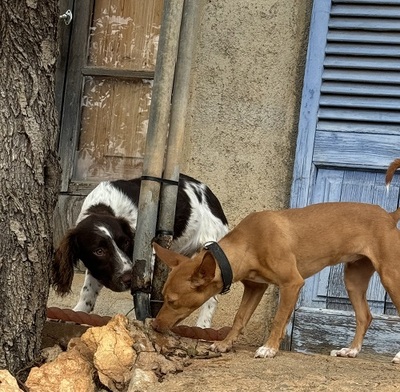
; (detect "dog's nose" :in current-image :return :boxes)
[121,272,132,285]
[152,318,163,332]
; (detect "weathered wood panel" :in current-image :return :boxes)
[53,195,85,245]
[329,17,400,31]
[327,30,400,43]
[58,0,164,189]
[289,0,331,209]
[331,3,400,18]
[298,169,400,315]
[292,307,400,357]
[75,77,152,181]
[88,0,163,71]
[316,121,400,134]
[58,1,94,191]
[55,0,73,120]
[321,82,400,97]
[320,95,400,110]
[313,131,400,170]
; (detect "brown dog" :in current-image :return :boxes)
[152,161,400,362]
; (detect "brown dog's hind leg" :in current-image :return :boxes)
[332,258,375,358]
[210,281,268,353]
[255,271,304,358]
[375,261,400,363]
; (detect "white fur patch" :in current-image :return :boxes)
[171,182,229,256]
[392,351,400,363]
[96,225,132,274]
[196,297,218,328]
[73,271,103,312]
[166,182,228,328]
[77,182,138,228]
[330,347,360,358]
[255,346,277,358]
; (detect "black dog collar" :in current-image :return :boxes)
[203,241,233,295]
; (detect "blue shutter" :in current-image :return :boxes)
[289,0,400,355]
[291,0,400,209]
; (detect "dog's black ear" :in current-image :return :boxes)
[119,217,135,239]
[51,230,79,296]
[153,242,189,268]
[190,252,216,288]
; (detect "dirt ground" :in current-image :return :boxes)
[146,345,400,392]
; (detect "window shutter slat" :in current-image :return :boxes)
[323,69,400,83]
[326,43,400,56]
[332,4,400,17]
[319,1,400,133]
[317,121,400,134]
[334,0,400,5]
[324,56,400,70]
[320,95,400,110]
[319,108,400,123]
[321,82,400,97]
[329,17,400,30]
[328,30,400,44]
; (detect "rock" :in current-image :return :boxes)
[25,343,96,392]
[28,314,209,391]
[129,320,157,353]
[81,314,135,392]
[0,369,22,392]
[128,368,158,392]
[41,345,63,363]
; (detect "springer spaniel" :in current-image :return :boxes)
[51,174,229,328]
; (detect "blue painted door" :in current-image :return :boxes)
[290,0,400,354]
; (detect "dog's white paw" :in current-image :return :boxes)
[392,351,400,364]
[254,346,277,358]
[209,341,232,353]
[330,347,359,358]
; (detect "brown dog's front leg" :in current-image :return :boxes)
[255,278,304,358]
[210,281,268,353]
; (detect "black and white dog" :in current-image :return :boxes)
[51,174,229,328]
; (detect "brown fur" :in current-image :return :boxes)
[153,200,400,361]
[385,158,400,187]
[52,230,77,295]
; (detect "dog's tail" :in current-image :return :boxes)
[385,159,400,187]
[386,159,400,223]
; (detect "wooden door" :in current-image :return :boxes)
[55,0,163,241]
[58,0,163,191]
[289,0,400,355]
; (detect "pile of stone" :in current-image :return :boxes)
[2,314,211,392]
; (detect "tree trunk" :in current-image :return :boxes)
[0,0,60,375]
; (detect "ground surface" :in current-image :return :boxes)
[48,278,400,391]
[147,346,400,392]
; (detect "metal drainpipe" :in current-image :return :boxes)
[132,0,185,321]
[150,0,202,317]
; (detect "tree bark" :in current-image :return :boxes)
[0,0,60,374]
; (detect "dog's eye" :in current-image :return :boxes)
[166,294,179,309]
[94,248,105,256]
[167,299,176,308]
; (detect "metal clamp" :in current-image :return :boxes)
[59,9,73,25]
